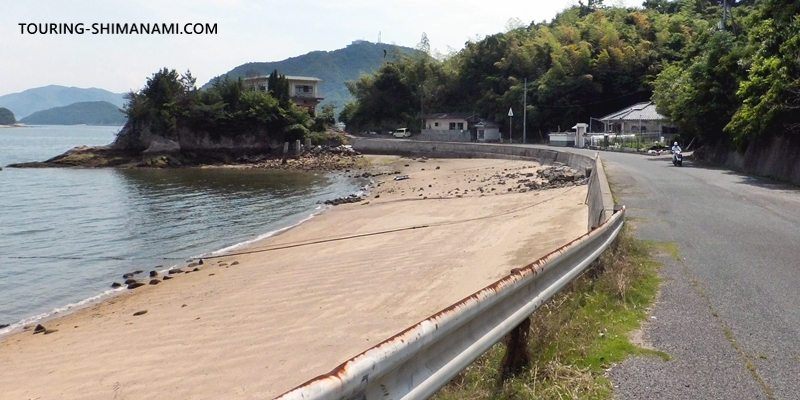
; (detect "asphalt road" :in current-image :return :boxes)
[552,148,800,399]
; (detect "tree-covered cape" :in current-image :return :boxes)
[341,0,798,151]
[115,68,313,152]
[0,107,15,125]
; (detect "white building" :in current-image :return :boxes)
[243,75,324,112]
[599,101,677,140]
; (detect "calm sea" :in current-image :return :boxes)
[0,125,364,334]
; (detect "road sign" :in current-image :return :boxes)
[508,108,514,117]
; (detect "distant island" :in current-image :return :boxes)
[0,107,15,125]
[20,101,126,126]
[0,85,126,119]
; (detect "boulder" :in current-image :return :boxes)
[33,324,46,334]
[133,310,148,316]
[149,279,160,285]
[111,282,122,288]
[127,282,145,289]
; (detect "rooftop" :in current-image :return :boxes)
[243,75,321,82]
[601,102,665,122]
[424,113,477,120]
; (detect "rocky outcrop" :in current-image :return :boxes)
[6,138,363,171]
[325,195,364,206]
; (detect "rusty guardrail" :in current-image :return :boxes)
[276,206,625,400]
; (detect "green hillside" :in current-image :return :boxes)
[20,101,127,126]
[202,40,424,116]
[0,85,126,119]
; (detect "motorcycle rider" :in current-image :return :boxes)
[672,141,682,165]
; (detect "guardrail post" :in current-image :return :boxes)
[500,316,531,380]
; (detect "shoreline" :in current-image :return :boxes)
[0,167,368,338]
[0,204,333,338]
[0,156,589,399]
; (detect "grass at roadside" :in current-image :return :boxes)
[432,224,667,399]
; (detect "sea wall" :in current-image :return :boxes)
[700,136,800,185]
[352,138,615,231]
[415,131,471,142]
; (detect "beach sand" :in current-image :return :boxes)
[0,156,588,399]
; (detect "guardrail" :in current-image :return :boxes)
[276,139,620,400]
[276,207,624,400]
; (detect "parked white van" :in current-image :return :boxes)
[392,128,410,138]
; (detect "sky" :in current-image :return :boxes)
[2,0,642,96]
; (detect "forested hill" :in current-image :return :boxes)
[202,40,424,114]
[341,0,797,151]
[20,101,126,126]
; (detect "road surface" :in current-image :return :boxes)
[549,147,800,399]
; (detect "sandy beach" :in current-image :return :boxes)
[0,156,588,399]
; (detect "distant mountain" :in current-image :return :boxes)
[0,85,126,119]
[20,101,127,126]
[203,40,425,116]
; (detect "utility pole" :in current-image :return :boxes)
[508,107,514,144]
[420,85,424,133]
[523,78,527,144]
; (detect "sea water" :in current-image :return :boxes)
[0,125,364,333]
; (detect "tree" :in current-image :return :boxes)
[653,31,746,142]
[267,69,291,106]
[416,32,431,55]
[726,0,800,145]
[312,104,336,132]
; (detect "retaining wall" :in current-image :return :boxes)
[702,136,800,186]
[352,138,614,231]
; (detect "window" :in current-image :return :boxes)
[434,122,439,127]
[449,122,456,130]
[258,85,267,92]
[457,122,464,130]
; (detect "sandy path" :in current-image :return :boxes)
[0,157,587,399]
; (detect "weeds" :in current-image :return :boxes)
[433,224,664,400]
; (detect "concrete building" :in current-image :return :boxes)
[418,113,502,143]
[419,113,476,142]
[243,75,324,112]
[474,120,501,142]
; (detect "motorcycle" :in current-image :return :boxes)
[672,150,683,167]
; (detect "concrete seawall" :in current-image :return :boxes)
[352,138,615,231]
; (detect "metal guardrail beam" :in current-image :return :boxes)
[276,207,625,400]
